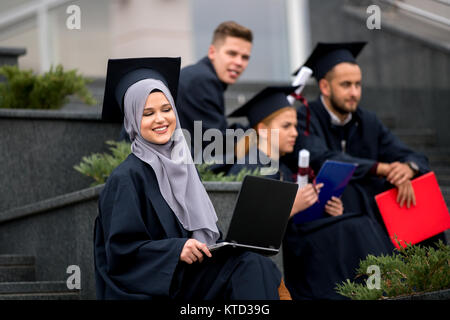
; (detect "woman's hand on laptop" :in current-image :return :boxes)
[180,239,212,264]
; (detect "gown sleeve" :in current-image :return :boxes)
[96,170,187,298]
[296,111,377,180]
[376,120,430,175]
[180,73,227,136]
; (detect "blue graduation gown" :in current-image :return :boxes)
[94,153,281,300]
[228,150,394,300]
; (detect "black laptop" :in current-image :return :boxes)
[208,175,298,256]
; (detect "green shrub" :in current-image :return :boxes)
[0,64,96,109]
[335,240,450,300]
[195,162,261,182]
[74,140,131,186]
[75,140,262,185]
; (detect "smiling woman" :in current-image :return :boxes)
[94,57,285,300]
[140,90,177,145]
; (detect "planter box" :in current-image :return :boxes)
[0,47,26,67]
[0,182,285,300]
[390,288,450,300]
[0,108,122,212]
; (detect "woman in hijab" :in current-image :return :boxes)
[94,58,284,300]
[227,86,394,300]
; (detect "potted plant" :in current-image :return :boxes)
[335,240,450,300]
[0,64,96,109]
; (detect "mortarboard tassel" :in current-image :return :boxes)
[290,92,310,136]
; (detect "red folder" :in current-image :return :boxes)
[375,172,450,248]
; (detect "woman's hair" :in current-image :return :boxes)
[235,106,296,158]
[211,21,253,45]
[258,107,295,127]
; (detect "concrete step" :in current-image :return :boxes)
[0,255,35,282]
[436,175,450,187]
[0,281,80,300]
[393,128,437,148]
[429,157,450,168]
[432,166,450,175]
[442,186,450,207]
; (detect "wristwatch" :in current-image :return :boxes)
[407,161,419,176]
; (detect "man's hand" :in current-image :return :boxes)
[180,239,212,264]
[386,162,415,186]
[376,162,391,177]
[396,180,416,209]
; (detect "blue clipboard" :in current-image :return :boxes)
[292,160,358,224]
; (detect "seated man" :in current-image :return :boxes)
[284,42,445,246]
[176,21,253,171]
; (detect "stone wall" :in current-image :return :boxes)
[0,109,122,212]
[0,182,284,300]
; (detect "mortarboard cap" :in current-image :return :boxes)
[293,42,367,80]
[228,86,298,128]
[102,57,181,122]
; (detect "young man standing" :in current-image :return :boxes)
[177,21,253,166]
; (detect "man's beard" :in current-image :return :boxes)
[329,94,358,116]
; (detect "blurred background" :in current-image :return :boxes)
[0,0,449,300]
[1,0,449,135]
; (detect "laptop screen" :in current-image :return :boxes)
[225,175,298,249]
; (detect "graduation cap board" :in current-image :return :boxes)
[208,175,298,256]
[293,42,367,80]
[227,86,299,128]
[375,172,450,249]
[102,57,181,122]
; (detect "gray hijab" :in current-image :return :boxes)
[123,78,219,245]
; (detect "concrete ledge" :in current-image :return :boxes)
[0,185,104,224]
[390,288,450,300]
[0,108,101,121]
[0,47,27,56]
[0,255,35,266]
[203,181,241,192]
[0,47,26,66]
[0,281,80,300]
[0,182,240,225]
[0,181,286,300]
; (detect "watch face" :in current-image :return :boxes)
[409,162,419,172]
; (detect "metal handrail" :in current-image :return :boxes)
[0,0,71,30]
[382,0,450,27]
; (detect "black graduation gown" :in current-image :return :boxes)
[94,153,281,300]
[176,57,245,173]
[227,150,394,300]
[228,151,295,182]
[282,213,394,300]
[177,56,228,151]
[283,98,430,226]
